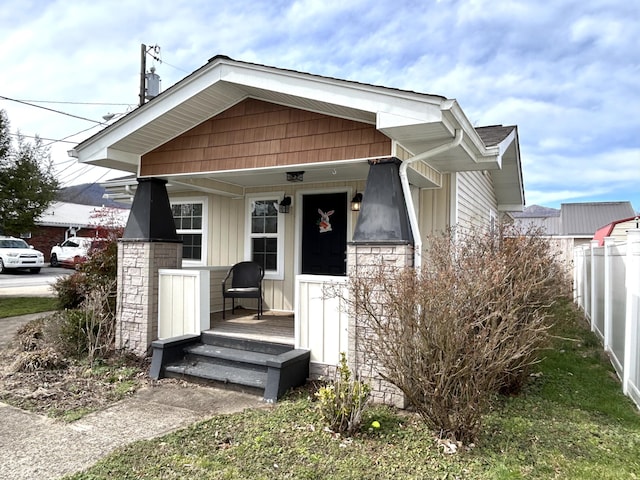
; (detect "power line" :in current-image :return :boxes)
[0,95,102,123]
[10,99,133,106]
[9,133,77,144]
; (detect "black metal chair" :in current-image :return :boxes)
[222,261,265,319]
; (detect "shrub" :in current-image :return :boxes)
[315,353,371,435]
[347,225,567,443]
[9,347,66,373]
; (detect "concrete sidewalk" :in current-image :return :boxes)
[0,312,266,480]
[0,378,265,479]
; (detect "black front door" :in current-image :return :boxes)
[301,192,347,275]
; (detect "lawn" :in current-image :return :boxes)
[65,300,640,479]
[0,296,57,318]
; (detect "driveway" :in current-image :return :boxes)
[0,266,71,297]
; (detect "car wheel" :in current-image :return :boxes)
[50,253,59,267]
[0,258,5,273]
[30,267,41,274]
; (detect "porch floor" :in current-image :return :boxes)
[207,307,294,346]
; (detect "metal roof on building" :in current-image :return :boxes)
[37,202,129,228]
[560,202,636,236]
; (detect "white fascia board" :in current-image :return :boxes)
[218,63,443,126]
[75,64,232,159]
[441,100,498,159]
[498,203,525,212]
[79,145,139,171]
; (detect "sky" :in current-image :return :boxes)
[0,0,638,212]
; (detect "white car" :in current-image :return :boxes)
[50,236,93,269]
[0,236,45,273]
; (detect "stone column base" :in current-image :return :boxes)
[116,241,182,356]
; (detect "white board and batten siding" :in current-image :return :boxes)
[455,171,498,230]
[158,269,210,338]
[295,275,349,371]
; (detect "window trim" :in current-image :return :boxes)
[245,192,285,281]
[170,196,208,267]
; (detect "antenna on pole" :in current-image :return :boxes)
[139,44,162,106]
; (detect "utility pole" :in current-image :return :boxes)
[139,44,161,107]
[139,44,146,107]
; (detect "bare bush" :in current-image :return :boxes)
[347,225,568,443]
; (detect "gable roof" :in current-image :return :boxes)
[560,201,636,236]
[72,55,524,211]
[513,201,636,237]
[37,202,129,229]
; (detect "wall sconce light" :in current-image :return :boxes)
[351,192,363,212]
[286,171,305,182]
[279,196,292,213]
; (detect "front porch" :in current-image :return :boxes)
[209,308,294,346]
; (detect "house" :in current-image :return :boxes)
[71,55,525,403]
[514,202,637,266]
[31,201,129,262]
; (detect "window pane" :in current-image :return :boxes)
[265,217,277,233]
[178,234,202,260]
[251,217,264,234]
[265,253,277,270]
[265,238,277,252]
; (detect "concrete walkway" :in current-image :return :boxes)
[0,313,266,480]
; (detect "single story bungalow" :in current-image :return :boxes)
[71,56,525,403]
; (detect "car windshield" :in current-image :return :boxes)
[0,239,29,248]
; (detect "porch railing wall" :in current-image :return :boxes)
[573,230,640,409]
[295,275,349,372]
[158,269,210,339]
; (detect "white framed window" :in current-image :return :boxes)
[171,197,208,266]
[245,193,285,280]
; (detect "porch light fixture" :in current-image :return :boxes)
[286,171,305,182]
[279,196,292,214]
[351,192,363,212]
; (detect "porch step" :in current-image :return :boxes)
[201,332,292,355]
[151,333,310,402]
[164,359,267,389]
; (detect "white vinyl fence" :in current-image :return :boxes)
[573,229,640,409]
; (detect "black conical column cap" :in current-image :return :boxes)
[122,178,180,242]
[353,158,413,244]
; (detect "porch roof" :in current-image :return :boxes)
[73,55,524,210]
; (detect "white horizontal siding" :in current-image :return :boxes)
[455,171,497,230]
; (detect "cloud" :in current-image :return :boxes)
[0,0,638,209]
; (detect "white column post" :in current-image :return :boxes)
[590,240,600,332]
[623,230,640,395]
[603,237,616,353]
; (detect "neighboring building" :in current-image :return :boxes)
[32,201,129,261]
[72,55,525,403]
[593,216,640,246]
[514,201,637,265]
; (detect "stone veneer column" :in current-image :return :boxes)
[347,242,414,408]
[116,177,182,357]
[116,241,181,356]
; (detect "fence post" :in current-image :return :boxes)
[623,229,640,396]
[603,237,615,353]
[590,240,600,332]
